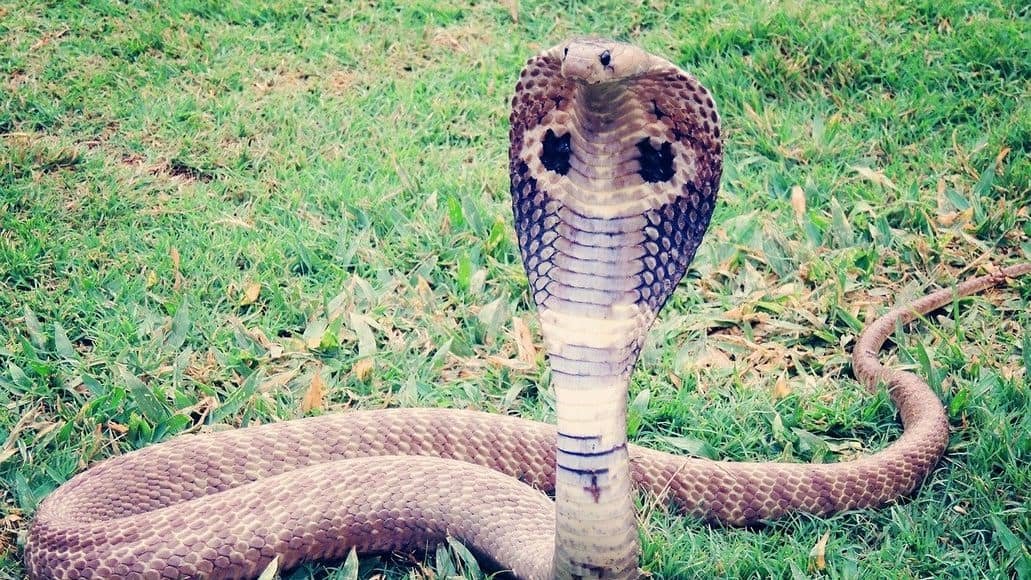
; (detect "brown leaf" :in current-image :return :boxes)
[937,208,973,227]
[177,395,220,427]
[852,166,897,191]
[352,358,374,381]
[260,369,299,393]
[303,317,328,350]
[504,0,519,22]
[1,408,41,465]
[772,375,792,399]
[325,70,356,96]
[350,312,377,357]
[994,146,1010,168]
[107,421,129,434]
[694,344,733,371]
[935,177,972,227]
[512,316,536,366]
[301,372,326,413]
[809,531,830,571]
[790,185,806,219]
[415,275,433,304]
[170,247,183,290]
[239,282,261,306]
[30,26,69,51]
[247,326,272,349]
[431,30,461,51]
[487,356,532,371]
[284,337,308,353]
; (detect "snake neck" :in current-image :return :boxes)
[541,81,649,580]
[541,262,646,580]
[542,270,644,580]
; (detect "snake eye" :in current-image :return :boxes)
[599,50,611,66]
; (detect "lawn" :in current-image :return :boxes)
[1,0,1029,578]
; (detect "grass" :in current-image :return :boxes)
[1,0,1029,578]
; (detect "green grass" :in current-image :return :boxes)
[2,0,1030,578]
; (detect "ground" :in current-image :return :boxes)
[1,0,1029,578]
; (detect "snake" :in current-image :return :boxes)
[23,37,1031,580]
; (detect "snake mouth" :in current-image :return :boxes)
[560,58,608,85]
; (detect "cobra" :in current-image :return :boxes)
[24,38,1030,580]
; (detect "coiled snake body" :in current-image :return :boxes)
[24,38,1031,580]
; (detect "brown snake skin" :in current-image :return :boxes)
[24,37,1031,580]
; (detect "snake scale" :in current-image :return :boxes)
[24,38,1031,580]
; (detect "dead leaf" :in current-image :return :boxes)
[284,337,308,352]
[107,421,129,434]
[431,30,461,51]
[742,104,771,136]
[325,70,356,95]
[247,326,272,348]
[239,282,261,306]
[0,408,40,464]
[487,356,532,371]
[772,375,792,399]
[301,372,326,413]
[170,247,183,290]
[994,146,1010,168]
[790,185,806,219]
[693,345,733,371]
[303,317,328,350]
[350,312,377,357]
[260,369,300,393]
[852,166,897,191]
[177,395,220,428]
[502,0,519,22]
[0,448,17,464]
[809,530,830,571]
[352,358,374,381]
[416,276,433,304]
[935,177,972,227]
[512,316,536,366]
[30,26,69,51]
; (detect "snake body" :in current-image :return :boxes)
[23,38,1031,580]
